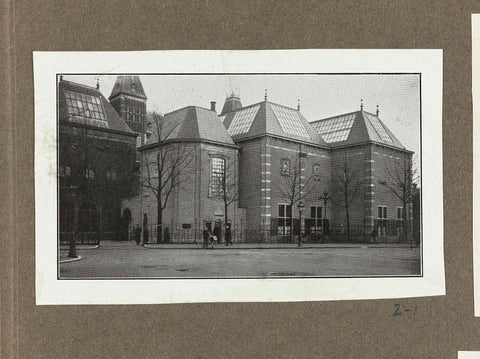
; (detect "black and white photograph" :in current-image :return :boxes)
[57,73,422,279]
[34,50,443,304]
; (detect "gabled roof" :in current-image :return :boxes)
[222,101,328,147]
[109,75,147,100]
[143,106,236,147]
[58,80,134,135]
[310,110,405,149]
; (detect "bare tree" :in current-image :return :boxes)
[276,155,313,241]
[218,157,240,237]
[380,154,418,242]
[140,112,194,243]
[333,155,363,241]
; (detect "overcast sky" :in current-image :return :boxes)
[62,74,421,163]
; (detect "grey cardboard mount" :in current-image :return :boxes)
[1,1,476,358]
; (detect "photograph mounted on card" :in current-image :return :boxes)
[34,49,443,304]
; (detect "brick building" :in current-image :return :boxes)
[59,76,417,244]
[58,77,137,243]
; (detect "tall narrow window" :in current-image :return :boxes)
[310,206,323,234]
[397,207,404,220]
[278,204,292,235]
[209,157,225,197]
[59,165,71,187]
[84,168,95,189]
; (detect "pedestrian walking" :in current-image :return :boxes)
[213,224,222,245]
[225,223,233,246]
[143,226,149,246]
[134,224,142,245]
[371,227,378,244]
[203,225,213,249]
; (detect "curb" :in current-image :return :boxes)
[141,244,412,250]
[59,255,82,264]
[60,245,99,250]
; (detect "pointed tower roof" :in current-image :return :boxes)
[220,93,242,115]
[143,106,236,148]
[310,110,407,150]
[109,75,147,100]
[222,100,328,147]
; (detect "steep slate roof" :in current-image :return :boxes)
[222,101,328,147]
[143,106,236,147]
[310,110,406,150]
[58,80,134,134]
[109,75,147,100]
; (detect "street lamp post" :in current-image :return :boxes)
[319,190,330,242]
[68,185,79,258]
[297,201,305,247]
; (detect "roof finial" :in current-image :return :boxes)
[59,75,63,82]
[360,99,363,111]
[297,99,301,111]
[376,104,379,116]
[264,89,268,101]
[96,78,100,90]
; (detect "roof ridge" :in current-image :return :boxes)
[60,80,100,92]
[310,110,360,124]
[267,101,299,112]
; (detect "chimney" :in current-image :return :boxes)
[210,101,216,112]
[59,75,63,82]
[96,78,100,90]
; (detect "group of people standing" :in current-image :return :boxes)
[133,223,233,248]
[203,223,233,249]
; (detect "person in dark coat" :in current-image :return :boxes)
[225,223,233,246]
[134,225,142,245]
[371,227,378,244]
[203,225,213,249]
[213,225,221,244]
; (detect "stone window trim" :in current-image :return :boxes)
[208,155,226,198]
[313,163,321,181]
[280,158,291,177]
[278,203,292,235]
[377,205,388,219]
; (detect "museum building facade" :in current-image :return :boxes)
[58,76,416,244]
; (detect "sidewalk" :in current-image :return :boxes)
[143,242,416,250]
[59,240,417,251]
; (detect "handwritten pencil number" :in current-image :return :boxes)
[393,304,417,316]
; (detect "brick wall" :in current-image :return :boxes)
[330,145,369,235]
[370,144,413,240]
[125,141,242,242]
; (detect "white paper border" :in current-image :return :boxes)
[473,15,480,316]
[459,352,480,359]
[34,50,444,305]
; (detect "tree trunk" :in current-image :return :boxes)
[346,206,351,242]
[224,199,228,239]
[289,211,293,243]
[157,200,163,244]
[403,202,409,244]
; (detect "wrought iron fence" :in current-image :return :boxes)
[59,231,101,245]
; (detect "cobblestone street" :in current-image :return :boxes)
[59,241,421,278]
